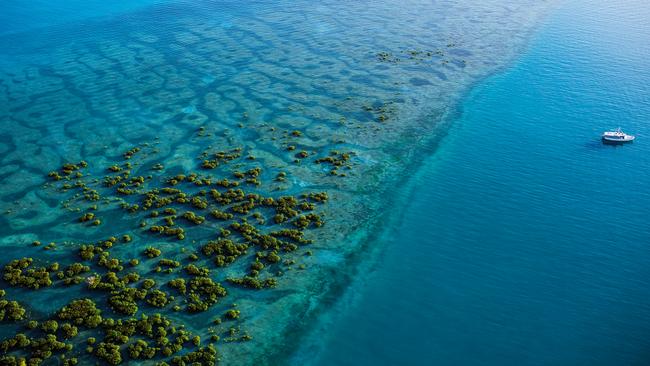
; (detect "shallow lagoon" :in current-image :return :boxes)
[0,0,556,364]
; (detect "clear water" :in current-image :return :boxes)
[0,0,165,36]
[310,1,650,365]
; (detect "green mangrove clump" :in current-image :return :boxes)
[169,345,216,366]
[167,279,186,294]
[191,196,208,209]
[0,297,26,322]
[227,276,277,290]
[123,147,141,160]
[182,211,205,225]
[186,277,227,313]
[95,342,122,365]
[142,279,156,289]
[79,213,95,222]
[158,259,180,268]
[146,290,170,308]
[128,339,157,360]
[40,319,59,333]
[60,323,78,339]
[224,309,240,320]
[108,288,146,315]
[3,258,53,289]
[308,191,329,202]
[202,239,248,267]
[57,298,103,328]
[266,251,281,263]
[211,209,233,220]
[143,247,162,258]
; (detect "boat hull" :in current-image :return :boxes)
[602,136,634,144]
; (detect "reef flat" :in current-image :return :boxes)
[0,0,556,364]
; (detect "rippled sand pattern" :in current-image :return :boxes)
[0,0,554,364]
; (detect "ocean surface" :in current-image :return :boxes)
[1,0,648,365]
[0,0,165,37]
[308,1,650,365]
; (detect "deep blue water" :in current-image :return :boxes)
[313,1,650,365]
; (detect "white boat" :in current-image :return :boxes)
[602,128,635,143]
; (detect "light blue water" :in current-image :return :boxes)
[0,0,165,36]
[312,1,650,365]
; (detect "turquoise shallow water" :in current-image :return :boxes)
[0,0,557,364]
[0,0,165,36]
[311,0,650,365]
